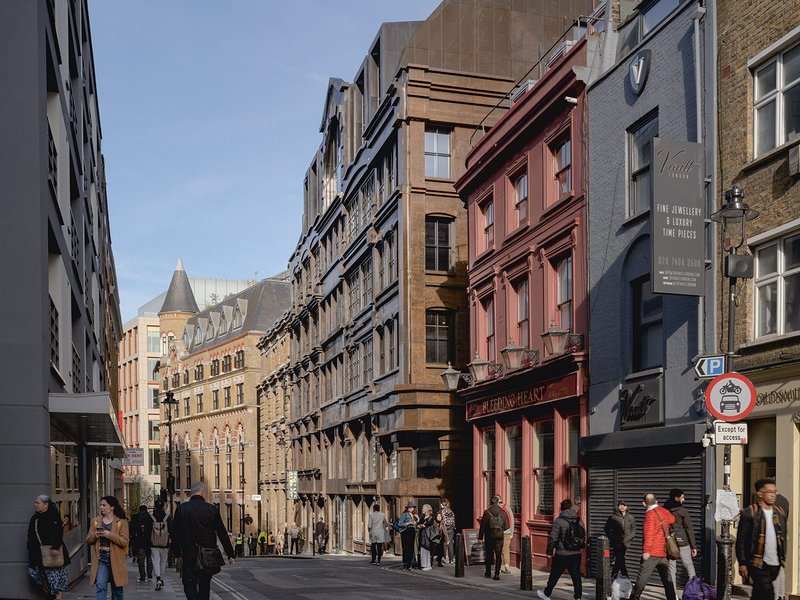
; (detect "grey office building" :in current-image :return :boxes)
[0,1,123,597]
[583,0,718,583]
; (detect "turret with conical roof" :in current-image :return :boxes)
[159,259,198,362]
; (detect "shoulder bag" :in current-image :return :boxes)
[186,505,225,574]
[654,510,681,560]
[35,519,64,568]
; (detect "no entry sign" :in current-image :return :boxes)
[705,372,756,422]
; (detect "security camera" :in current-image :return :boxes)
[701,433,714,448]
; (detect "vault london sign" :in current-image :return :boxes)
[651,139,705,296]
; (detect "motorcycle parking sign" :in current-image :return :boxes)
[705,372,756,422]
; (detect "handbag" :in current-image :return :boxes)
[35,519,64,569]
[195,544,225,575]
[654,510,682,560]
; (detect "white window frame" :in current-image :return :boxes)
[753,41,800,158]
[627,112,658,217]
[424,127,451,179]
[754,231,800,338]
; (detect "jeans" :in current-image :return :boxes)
[749,564,781,600]
[136,547,153,580]
[182,565,213,600]
[95,552,123,600]
[545,553,583,599]
[371,542,384,563]
[631,556,677,600]
[484,536,504,576]
[445,527,455,562]
[400,528,416,568]
[151,547,169,578]
[668,545,696,587]
[290,538,299,554]
[611,545,628,578]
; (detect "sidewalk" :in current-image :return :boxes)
[63,559,190,600]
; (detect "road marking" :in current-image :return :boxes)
[212,574,264,600]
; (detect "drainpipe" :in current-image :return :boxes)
[693,2,708,355]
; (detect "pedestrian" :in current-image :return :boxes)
[629,493,677,600]
[499,498,514,574]
[736,478,787,600]
[248,533,256,557]
[62,514,73,534]
[314,518,329,554]
[417,504,438,571]
[26,494,70,600]
[430,511,446,567]
[368,505,389,565]
[664,488,697,588]
[87,495,130,600]
[235,532,244,558]
[604,500,635,578]
[130,505,153,582]
[439,499,456,564]
[478,495,509,580]
[274,531,283,556]
[258,530,267,555]
[289,523,301,555]
[171,482,235,600]
[149,501,171,592]
[537,499,586,600]
[394,501,419,571]
[267,530,276,555]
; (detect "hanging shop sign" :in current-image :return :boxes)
[629,49,651,95]
[286,470,299,500]
[619,372,664,430]
[651,138,705,296]
[466,373,577,421]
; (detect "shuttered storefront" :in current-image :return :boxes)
[587,445,705,586]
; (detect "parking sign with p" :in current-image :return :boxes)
[704,372,756,422]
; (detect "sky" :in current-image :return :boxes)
[88,0,441,322]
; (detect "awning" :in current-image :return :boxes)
[579,422,706,453]
[48,392,125,457]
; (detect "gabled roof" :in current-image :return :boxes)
[159,258,199,314]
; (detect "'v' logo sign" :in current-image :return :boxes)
[629,49,651,95]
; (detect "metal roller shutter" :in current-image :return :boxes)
[587,445,704,588]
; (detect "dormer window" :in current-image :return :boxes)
[194,326,203,345]
[233,307,243,329]
[218,315,227,336]
[207,321,215,339]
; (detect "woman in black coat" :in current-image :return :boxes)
[27,495,70,600]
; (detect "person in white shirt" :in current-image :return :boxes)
[499,499,514,574]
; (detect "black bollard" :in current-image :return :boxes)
[520,535,533,590]
[455,532,465,578]
[596,535,611,600]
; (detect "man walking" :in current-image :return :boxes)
[499,498,514,574]
[131,504,154,582]
[150,501,171,591]
[289,523,301,555]
[478,495,509,580]
[736,478,787,600]
[314,517,329,554]
[248,533,256,557]
[664,488,697,588]
[368,504,389,565]
[258,530,267,555]
[537,499,586,600]
[604,500,635,578]
[171,481,235,600]
[235,532,244,558]
[629,493,677,600]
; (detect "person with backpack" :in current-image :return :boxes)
[149,501,171,591]
[629,493,677,600]
[130,505,154,582]
[664,488,697,589]
[604,500,635,578]
[537,499,586,600]
[478,495,510,580]
[736,478,787,600]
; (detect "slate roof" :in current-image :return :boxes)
[159,258,199,314]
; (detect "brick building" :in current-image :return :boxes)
[716,0,800,594]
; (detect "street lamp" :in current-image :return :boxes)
[709,186,758,600]
[161,391,179,509]
[499,338,540,371]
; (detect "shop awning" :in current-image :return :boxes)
[579,422,706,453]
[48,392,125,457]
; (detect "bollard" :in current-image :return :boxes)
[520,535,533,590]
[596,535,611,600]
[455,532,465,578]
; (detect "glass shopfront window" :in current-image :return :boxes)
[482,429,496,506]
[532,420,554,516]
[566,415,582,504]
[505,424,522,516]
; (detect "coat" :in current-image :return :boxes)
[604,508,636,548]
[368,511,389,544]
[171,495,235,562]
[27,508,70,568]
[663,499,696,548]
[641,505,675,557]
[130,508,153,551]
[478,504,509,541]
[86,515,129,587]
[547,508,584,556]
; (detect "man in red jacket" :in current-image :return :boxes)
[630,493,677,600]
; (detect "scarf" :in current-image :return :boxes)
[750,505,784,568]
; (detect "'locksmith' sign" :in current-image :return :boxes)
[651,139,705,296]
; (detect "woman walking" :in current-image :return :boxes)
[394,501,418,571]
[27,495,70,600]
[368,504,389,565]
[87,496,129,600]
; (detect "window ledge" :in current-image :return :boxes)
[743,138,800,173]
[542,192,576,218]
[624,366,664,381]
[373,367,399,384]
[740,329,800,350]
[622,208,650,228]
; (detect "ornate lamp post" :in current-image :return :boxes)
[161,390,179,512]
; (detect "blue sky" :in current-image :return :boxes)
[89,1,440,321]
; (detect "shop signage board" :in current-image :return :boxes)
[122,447,144,466]
[461,528,485,565]
[465,373,577,421]
[287,470,299,500]
[694,355,725,379]
[704,372,757,422]
[713,421,748,444]
[651,139,705,296]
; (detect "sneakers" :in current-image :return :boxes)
[493,574,500,580]
[422,566,432,571]
[501,566,511,574]
[155,578,163,591]
[537,591,552,600]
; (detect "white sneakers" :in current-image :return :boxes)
[537,590,552,600]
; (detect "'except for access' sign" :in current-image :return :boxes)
[714,421,748,445]
[705,372,757,422]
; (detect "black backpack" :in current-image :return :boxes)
[562,518,586,551]
[488,507,505,538]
